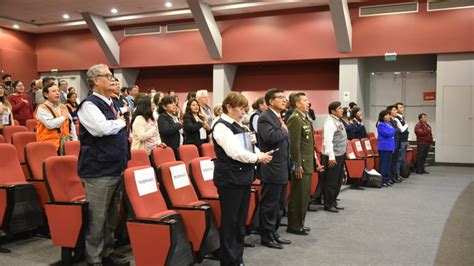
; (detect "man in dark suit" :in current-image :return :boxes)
[157,95,183,158]
[257,88,292,249]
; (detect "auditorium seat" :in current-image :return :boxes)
[2,125,27,143]
[25,119,37,132]
[128,149,151,168]
[43,155,87,265]
[314,134,323,160]
[74,124,80,135]
[369,137,378,155]
[0,144,43,251]
[367,131,376,139]
[64,141,80,157]
[351,139,375,170]
[124,165,194,266]
[151,147,176,168]
[200,143,216,159]
[158,161,219,261]
[178,144,200,172]
[25,142,58,208]
[0,135,4,143]
[309,152,324,198]
[315,129,323,136]
[11,132,37,179]
[345,142,366,179]
[361,137,380,171]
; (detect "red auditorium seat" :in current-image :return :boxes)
[2,125,27,143]
[25,119,37,132]
[345,142,366,179]
[75,124,80,135]
[366,131,376,139]
[64,140,80,157]
[0,144,43,251]
[314,134,323,160]
[124,166,194,266]
[43,155,87,265]
[0,135,4,143]
[200,143,216,159]
[178,144,200,172]
[158,161,219,261]
[361,137,380,171]
[309,151,324,198]
[315,129,323,136]
[369,137,378,155]
[351,139,375,170]
[128,149,151,168]
[151,147,176,168]
[189,157,259,231]
[25,142,58,208]
[11,131,37,179]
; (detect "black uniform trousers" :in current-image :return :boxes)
[217,185,251,266]
[416,144,430,172]
[259,183,287,242]
[321,154,345,208]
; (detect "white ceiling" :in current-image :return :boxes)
[0,0,361,33]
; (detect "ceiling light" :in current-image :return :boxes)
[63,14,70,19]
[165,2,173,8]
[111,8,118,14]
[13,24,19,29]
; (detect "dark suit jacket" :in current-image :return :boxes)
[157,112,182,150]
[257,108,290,184]
[183,113,209,148]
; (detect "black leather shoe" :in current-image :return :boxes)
[324,206,339,213]
[103,252,130,266]
[286,228,309,235]
[261,240,283,249]
[391,178,401,183]
[275,237,291,245]
[334,205,344,210]
[303,226,311,232]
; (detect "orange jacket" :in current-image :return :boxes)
[35,103,71,150]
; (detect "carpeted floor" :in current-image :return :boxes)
[1,166,473,265]
[434,181,474,266]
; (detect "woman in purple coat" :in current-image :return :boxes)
[377,110,396,187]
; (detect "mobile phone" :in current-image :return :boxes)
[268,148,280,154]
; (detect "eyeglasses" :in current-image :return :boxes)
[95,74,115,81]
[273,95,286,100]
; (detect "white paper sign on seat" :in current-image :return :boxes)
[134,167,158,196]
[200,159,214,181]
[355,141,363,152]
[348,152,356,159]
[170,164,191,189]
[364,140,372,151]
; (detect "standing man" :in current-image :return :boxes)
[126,85,139,110]
[414,113,433,174]
[257,89,291,249]
[286,92,314,235]
[394,102,409,178]
[196,89,214,126]
[58,80,68,103]
[321,101,347,213]
[77,64,130,266]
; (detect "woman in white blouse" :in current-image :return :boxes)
[131,95,166,154]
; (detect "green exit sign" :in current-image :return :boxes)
[385,52,397,62]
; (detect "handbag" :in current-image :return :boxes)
[365,171,382,188]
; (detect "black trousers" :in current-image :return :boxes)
[416,144,430,172]
[321,154,345,208]
[259,183,287,242]
[217,185,251,266]
[391,149,400,178]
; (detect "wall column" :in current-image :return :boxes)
[213,64,237,106]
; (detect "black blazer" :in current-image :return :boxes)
[183,113,209,148]
[157,112,182,151]
[257,109,290,184]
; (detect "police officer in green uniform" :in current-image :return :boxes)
[286,92,314,235]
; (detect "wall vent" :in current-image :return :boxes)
[124,25,161,36]
[428,0,474,12]
[166,22,198,33]
[359,2,419,17]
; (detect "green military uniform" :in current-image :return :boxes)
[287,109,315,231]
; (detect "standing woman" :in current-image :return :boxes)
[346,106,368,140]
[213,92,272,266]
[157,96,183,157]
[387,105,403,183]
[183,99,211,149]
[377,110,396,187]
[131,96,166,155]
[7,81,33,125]
[65,92,79,122]
[0,87,14,134]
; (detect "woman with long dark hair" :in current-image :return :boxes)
[65,92,79,122]
[131,96,166,154]
[346,106,368,140]
[376,109,396,187]
[183,99,211,149]
[7,80,33,125]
